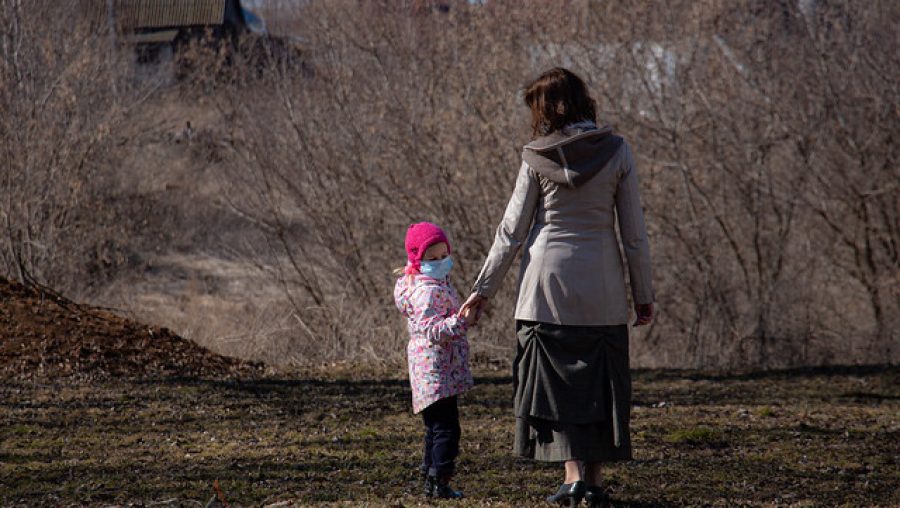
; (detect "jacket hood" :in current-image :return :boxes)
[522,121,624,189]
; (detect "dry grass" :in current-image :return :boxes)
[2,366,897,506]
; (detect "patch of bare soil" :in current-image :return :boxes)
[0,276,260,380]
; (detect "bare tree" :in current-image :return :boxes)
[3,0,894,368]
[0,0,160,295]
[216,0,896,368]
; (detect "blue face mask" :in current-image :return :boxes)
[420,256,453,280]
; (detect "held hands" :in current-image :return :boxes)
[458,293,488,327]
[634,303,654,327]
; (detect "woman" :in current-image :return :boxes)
[461,67,655,507]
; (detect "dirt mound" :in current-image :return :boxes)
[0,276,261,380]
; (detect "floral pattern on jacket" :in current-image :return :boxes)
[394,274,474,414]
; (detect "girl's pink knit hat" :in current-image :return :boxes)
[404,222,451,275]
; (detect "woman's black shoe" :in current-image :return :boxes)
[431,475,464,499]
[546,480,586,506]
[584,485,610,508]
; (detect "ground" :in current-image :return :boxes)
[2,366,897,507]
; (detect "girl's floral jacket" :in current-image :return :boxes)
[394,274,474,413]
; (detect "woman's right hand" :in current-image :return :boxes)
[459,293,488,325]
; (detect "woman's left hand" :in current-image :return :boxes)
[634,303,654,326]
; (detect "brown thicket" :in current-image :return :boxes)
[0,0,166,295]
[2,0,897,369]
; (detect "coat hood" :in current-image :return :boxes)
[522,121,624,189]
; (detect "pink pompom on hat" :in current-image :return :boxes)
[404,222,451,275]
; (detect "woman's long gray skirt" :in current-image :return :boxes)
[513,321,632,463]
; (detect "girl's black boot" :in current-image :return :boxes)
[432,474,464,499]
[422,471,435,498]
[546,480,586,507]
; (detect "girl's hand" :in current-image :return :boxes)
[633,303,654,327]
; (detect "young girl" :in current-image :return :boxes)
[394,222,475,499]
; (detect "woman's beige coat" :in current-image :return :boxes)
[472,121,654,326]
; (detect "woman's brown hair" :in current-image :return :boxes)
[523,67,597,137]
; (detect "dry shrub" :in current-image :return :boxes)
[0,0,167,296]
[217,0,898,369]
[2,0,896,369]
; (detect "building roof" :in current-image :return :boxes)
[112,0,226,30]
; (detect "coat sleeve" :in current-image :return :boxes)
[409,284,468,345]
[471,161,541,299]
[615,143,655,305]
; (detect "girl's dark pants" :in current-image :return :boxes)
[421,395,460,477]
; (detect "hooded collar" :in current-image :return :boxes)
[523,121,623,189]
